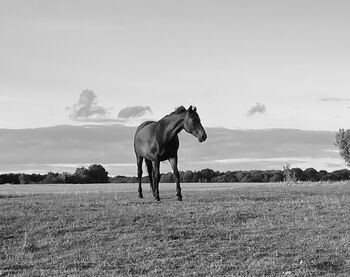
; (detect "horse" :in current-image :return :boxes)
[133,105,207,201]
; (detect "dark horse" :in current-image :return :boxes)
[134,105,207,201]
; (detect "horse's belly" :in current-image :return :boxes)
[136,142,177,161]
[159,151,175,161]
[135,141,157,160]
[159,143,179,161]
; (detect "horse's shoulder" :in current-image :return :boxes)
[136,121,156,133]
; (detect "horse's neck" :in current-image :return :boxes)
[156,113,186,145]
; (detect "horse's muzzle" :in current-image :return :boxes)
[198,132,207,142]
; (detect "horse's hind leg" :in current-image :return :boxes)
[145,159,154,194]
[153,160,161,201]
[169,157,182,201]
[137,156,144,198]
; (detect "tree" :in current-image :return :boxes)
[335,129,350,165]
[72,167,89,183]
[199,168,216,182]
[249,171,265,182]
[330,169,350,181]
[304,168,318,182]
[29,174,46,183]
[240,172,252,183]
[291,168,305,182]
[235,171,245,182]
[160,172,174,183]
[270,172,284,182]
[320,173,334,182]
[2,173,20,184]
[86,164,109,183]
[58,172,72,183]
[317,170,328,181]
[19,174,30,184]
[43,172,61,184]
[283,163,294,183]
[225,171,238,182]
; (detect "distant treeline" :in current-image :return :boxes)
[1,165,350,184]
[0,164,109,184]
[111,168,350,183]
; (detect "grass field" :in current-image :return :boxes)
[1,182,350,276]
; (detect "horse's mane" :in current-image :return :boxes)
[172,106,187,115]
[165,106,187,117]
[158,106,187,122]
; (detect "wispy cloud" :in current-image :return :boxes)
[320,97,350,102]
[118,106,152,119]
[67,90,152,124]
[247,103,266,116]
[67,89,113,122]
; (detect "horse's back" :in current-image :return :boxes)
[134,121,157,159]
[135,121,156,136]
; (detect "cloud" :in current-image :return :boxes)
[118,106,152,119]
[67,89,112,122]
[247,103,266,116]
[67,90,152,124]
[321,97,350,102]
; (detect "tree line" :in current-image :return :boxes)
[110,167,350,183]
[2,165,350,185]
[0,164,109,184]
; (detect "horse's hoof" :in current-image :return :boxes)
[138,194,143,199]
[177,195,182,201]
[155,196,160,202]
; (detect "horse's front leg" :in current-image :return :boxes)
[145,159,154,194]
[169,157,182,201]
[153,159,161,201]
[136,156,144,198]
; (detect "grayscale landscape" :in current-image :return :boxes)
[1,1,350,276]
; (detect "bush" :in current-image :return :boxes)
[19,174,31,184]
[43,172,61,184]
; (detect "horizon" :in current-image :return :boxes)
[1,161,349,179]
[0,124,345,176]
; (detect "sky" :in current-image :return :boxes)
[1,0,350,130]
[0,1,350,175]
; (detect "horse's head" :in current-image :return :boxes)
[184,106,207,142]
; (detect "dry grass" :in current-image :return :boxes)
[1,183,350,276]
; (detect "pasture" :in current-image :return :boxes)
[1,182,350,276]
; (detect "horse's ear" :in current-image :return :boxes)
[193,106,197,112]
[188,105,193,112]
